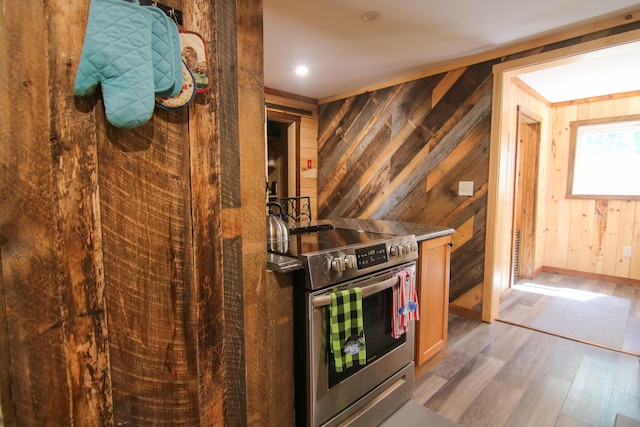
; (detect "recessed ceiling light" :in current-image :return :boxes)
[295,65,309,76]
[361,10,381,23]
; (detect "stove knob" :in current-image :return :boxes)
[389,245,398,256]
[331,257,345,272]
[344,255,357,269]
[409,242,418,252]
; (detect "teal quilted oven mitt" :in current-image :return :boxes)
[75,0,155,129]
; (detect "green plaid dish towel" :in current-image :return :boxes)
[329,288,366,373]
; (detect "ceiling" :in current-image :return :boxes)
[517,40,640,103]
[263,0,640,102]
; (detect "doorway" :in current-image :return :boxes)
[266,111,300,202]
[484,30,640,322]
[511,107,541,284]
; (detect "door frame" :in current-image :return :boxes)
[512,107,542,282]
[482,29,640,322]
[266,110,301,198]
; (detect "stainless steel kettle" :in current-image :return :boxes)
[267,202,289,253]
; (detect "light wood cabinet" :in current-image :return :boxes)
[415,235,452,367]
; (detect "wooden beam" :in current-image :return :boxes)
[0,0,114,424]
[188,0,247,424]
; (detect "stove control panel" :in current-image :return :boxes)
[355,243,388,270]
[390,241,418,256]
[306,234,419,289]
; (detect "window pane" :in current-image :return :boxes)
[571,119,640,197]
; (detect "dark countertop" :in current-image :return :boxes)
[267,218,454,273]
[267,251,304,273]
[326,218,454,242]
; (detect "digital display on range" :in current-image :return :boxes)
[355,244,388,269]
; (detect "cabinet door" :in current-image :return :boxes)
[415,235,451,366]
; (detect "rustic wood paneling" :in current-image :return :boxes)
[48,0,114,424]
[237,1,278,425]
[98,104,199,426]
[1,0,74,423]
[191,0,248,424]
[318,63,496,302]
[262,270,296,426]
[319,20,640,310]
[1,0,255,425]
[1,0,111,425]
[543,95,640,280]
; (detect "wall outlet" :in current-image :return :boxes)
[622,246,633,258]
[459,181,474,197]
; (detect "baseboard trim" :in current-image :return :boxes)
[448,304,482,321]
[541,267,640,288]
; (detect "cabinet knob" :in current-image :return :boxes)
[448,242,454,247]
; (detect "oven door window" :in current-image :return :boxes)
[327,286,405,388]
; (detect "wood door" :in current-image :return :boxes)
[415,235,451,367]
[512,108,541,281]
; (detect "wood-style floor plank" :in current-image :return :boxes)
[426,347,480,381]
[624,317,640,354]
[412,373,447,405]
[629,289,640,318]
[446,315,484,346]
[614,353,640,398]
[598,389,640,427]
[612,283,637,300]
[539,336,586,382]
[425,352,505,421]
[428,316,502,381]
[554,414,592,427]
[480,321,532,362]
[503,372,572,427]
[456,379,523,427]
[493,330,555,390]
[413,274,640,427]
[560,346,618,425]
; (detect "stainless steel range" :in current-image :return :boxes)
[281,224,419,427]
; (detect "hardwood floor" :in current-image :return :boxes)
[413,274,640,427]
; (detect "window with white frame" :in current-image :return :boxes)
[568,115,640,199]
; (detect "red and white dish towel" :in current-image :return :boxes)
[392,266,419,339]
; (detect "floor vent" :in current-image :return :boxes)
[513,228,520,279]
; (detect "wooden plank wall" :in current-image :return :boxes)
[1,1,112,424]
[318,20,640,307]
[0,0,265,425]
[318,63,497,303]
[543,94,640,280]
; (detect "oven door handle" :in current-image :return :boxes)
[312,275,400,308]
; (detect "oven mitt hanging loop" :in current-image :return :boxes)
[74,0,155,129]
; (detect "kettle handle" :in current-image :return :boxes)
[266,201,285,216]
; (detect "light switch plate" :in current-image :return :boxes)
[459,181,474,196]
[623,246,633,257]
